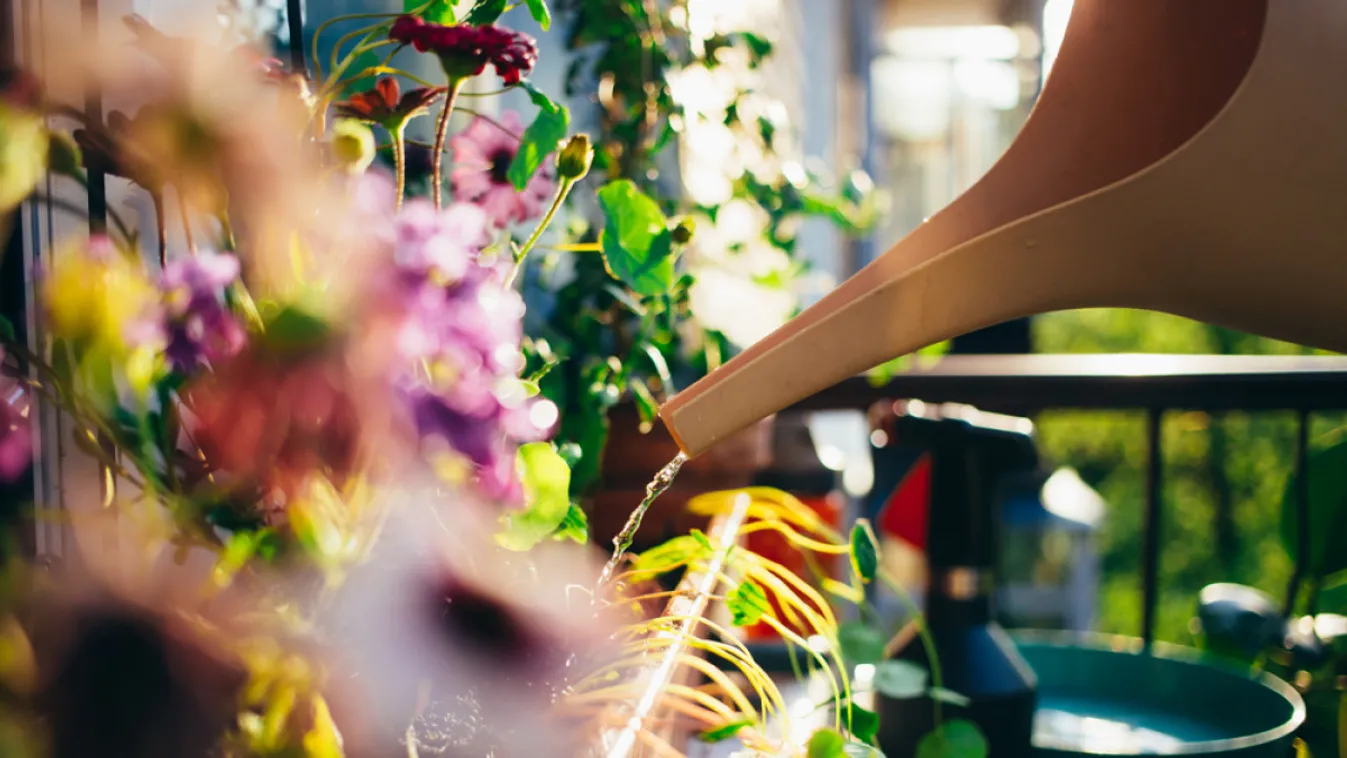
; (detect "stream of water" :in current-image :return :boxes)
[595,452,688,588]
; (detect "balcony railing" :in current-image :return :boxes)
[789,353,1347,645]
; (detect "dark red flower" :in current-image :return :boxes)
[388,16,537,86]
[333,76,446,130]
[0,65,42,110]
[184,346,365,499]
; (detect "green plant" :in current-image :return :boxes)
[566,487,986,757]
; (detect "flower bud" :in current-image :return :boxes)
[556,133,593,180]
[330,119,376,174]
[671,216,696,245]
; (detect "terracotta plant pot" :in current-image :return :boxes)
[587,403,773,553]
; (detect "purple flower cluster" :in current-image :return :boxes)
[389,199,556,502]
[160,252,245,373]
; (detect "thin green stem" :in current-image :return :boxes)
[311,11,405,84]
[329,28,397,87]
[325,38,402,94]
[453,107,522,138]
[178,193,196,255]
[217,211,237,251]
[506,177,575,288]
[878,571,946,725]
[458,85,520,98]
[431,80,465,210]
[31,193,132,249]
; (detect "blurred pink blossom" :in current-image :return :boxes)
[0,379,30,481]
[449,113,554,229]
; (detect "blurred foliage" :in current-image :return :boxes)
[1033,308,1346,644]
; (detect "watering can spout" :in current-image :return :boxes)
[661,0,1347,458]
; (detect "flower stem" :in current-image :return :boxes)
[506,177,575,288]
[393,123,407,211]
[178,194,196,255]
[431,79,465,210]
[31,193,132,250]
[878,570,946,725]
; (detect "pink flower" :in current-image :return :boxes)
[449,112,554,229]
[0,372,30,482]
[393,199,489,281]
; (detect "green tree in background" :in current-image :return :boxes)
[1033,309,1344,643]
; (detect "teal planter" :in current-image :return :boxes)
[1013,632,1304,757]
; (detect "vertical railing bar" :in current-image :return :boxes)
[287,0,307,78]
[1284,408,1311,615]
[80,0,105,232]
[1141,407,1163,648]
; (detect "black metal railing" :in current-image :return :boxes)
[790,353,1347,646]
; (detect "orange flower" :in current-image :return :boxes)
[333,77,445,132]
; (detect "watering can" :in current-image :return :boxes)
[659,0,1347,458]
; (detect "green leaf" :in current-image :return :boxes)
[929,687,971,707]
[850,520,880,582]
[916,720,987,758]
[561,384,610,495]
[728,579,770,627]
[690,529,713,550]
[520,80,562,114]
[556,441,583,469]
[496,443,572,551]
[843,744,886,758]
[408,0,456,23]
[628,379,658,430]
[697,719,755,743]
[465,0,506,25]
[524,0,551,29]
[838,622,887,666]
[641,343,674,391]
[0,314,14,343]
[212,529,270,589]
[551,503,588,544]
[807,728,848,758]
[632,534,707,574]
[1281,435,1347,578]
[597,180,675,296]
[843,701,879,744]
[603,284,647,315]
[261,305,331,354]
[873,660,929,699]
[508,101,570,190]
[739,32,774,65]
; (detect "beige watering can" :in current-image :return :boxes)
[661,0,1347,458]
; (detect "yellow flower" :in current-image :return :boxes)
[43,237,158,352]
[0,101,47,213]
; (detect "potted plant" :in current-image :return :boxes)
[0,1,973,756]
[527,0,880,551]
